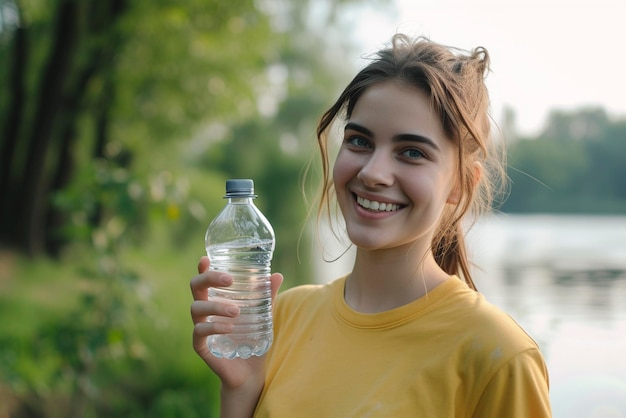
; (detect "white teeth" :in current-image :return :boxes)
[356,196,400,212]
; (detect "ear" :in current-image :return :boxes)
[446,161,482,205]
[446,183,461,205]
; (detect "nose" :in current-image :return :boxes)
[357,151,394,187]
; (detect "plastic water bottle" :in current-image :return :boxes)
[205,179,275,359]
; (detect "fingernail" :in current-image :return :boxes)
[226,307,239,317]
[220,275,232,285]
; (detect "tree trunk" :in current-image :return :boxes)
[44,0,129,255]
[15,0,79,256]
[0,24,27,246]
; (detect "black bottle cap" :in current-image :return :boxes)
[225,179,256,198]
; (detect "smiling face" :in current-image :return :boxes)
[332,80,460,253]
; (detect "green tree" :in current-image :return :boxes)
[503,108,626,213]
[505,136,590,212]
[0,0,278,256]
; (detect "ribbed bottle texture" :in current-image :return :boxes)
[205,179,275,359]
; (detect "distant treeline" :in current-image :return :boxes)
[501,107,626,214]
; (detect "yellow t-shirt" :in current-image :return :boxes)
[254,276,551,417]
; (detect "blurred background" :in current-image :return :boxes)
[0,0,624,417]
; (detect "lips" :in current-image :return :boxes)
[355,195,403,212]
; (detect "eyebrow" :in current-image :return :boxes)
[344,122,440,152]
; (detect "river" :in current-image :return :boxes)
[314,214,626,417]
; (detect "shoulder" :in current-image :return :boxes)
[472,347,551,417]
[472,298,539,354]
[429,279,545,382]
[276,281,333,307]
[437,280,550,413]
[441,279,539,353]
[274,277,343,319]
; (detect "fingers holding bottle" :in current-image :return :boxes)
[269,272,284,302]
[190,296,240,333]
[190,256,240,361]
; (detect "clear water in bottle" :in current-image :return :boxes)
[206,239,274,359]
[205,179,275,359]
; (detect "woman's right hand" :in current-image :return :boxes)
[190,256,283,396]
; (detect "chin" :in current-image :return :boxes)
[346,231,390,251]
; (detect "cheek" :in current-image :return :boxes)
[332,149,354,188]
[404,177,432,203]
[405,171,451,207]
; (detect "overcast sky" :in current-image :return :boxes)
[347,0,625,136]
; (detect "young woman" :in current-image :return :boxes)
[190,34,551,417]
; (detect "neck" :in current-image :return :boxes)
[345,245,449,314]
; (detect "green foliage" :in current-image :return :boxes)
[0,245,221,417]
[112,1,277,151]
[503,108,626,213]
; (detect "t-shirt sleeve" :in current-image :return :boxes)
[472,348,551,418]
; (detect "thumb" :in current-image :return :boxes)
[269,272,283,301]
[197,256,210,274]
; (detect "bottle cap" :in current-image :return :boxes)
[225,179,257,198]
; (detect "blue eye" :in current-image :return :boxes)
[347,136,371,148]
[402,148,425,159]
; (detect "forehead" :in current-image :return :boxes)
[349,81,448,143]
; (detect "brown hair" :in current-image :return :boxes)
[315,34,505,290]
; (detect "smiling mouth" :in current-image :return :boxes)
[355,195,403,212]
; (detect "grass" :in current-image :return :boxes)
[0,233,223,418]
